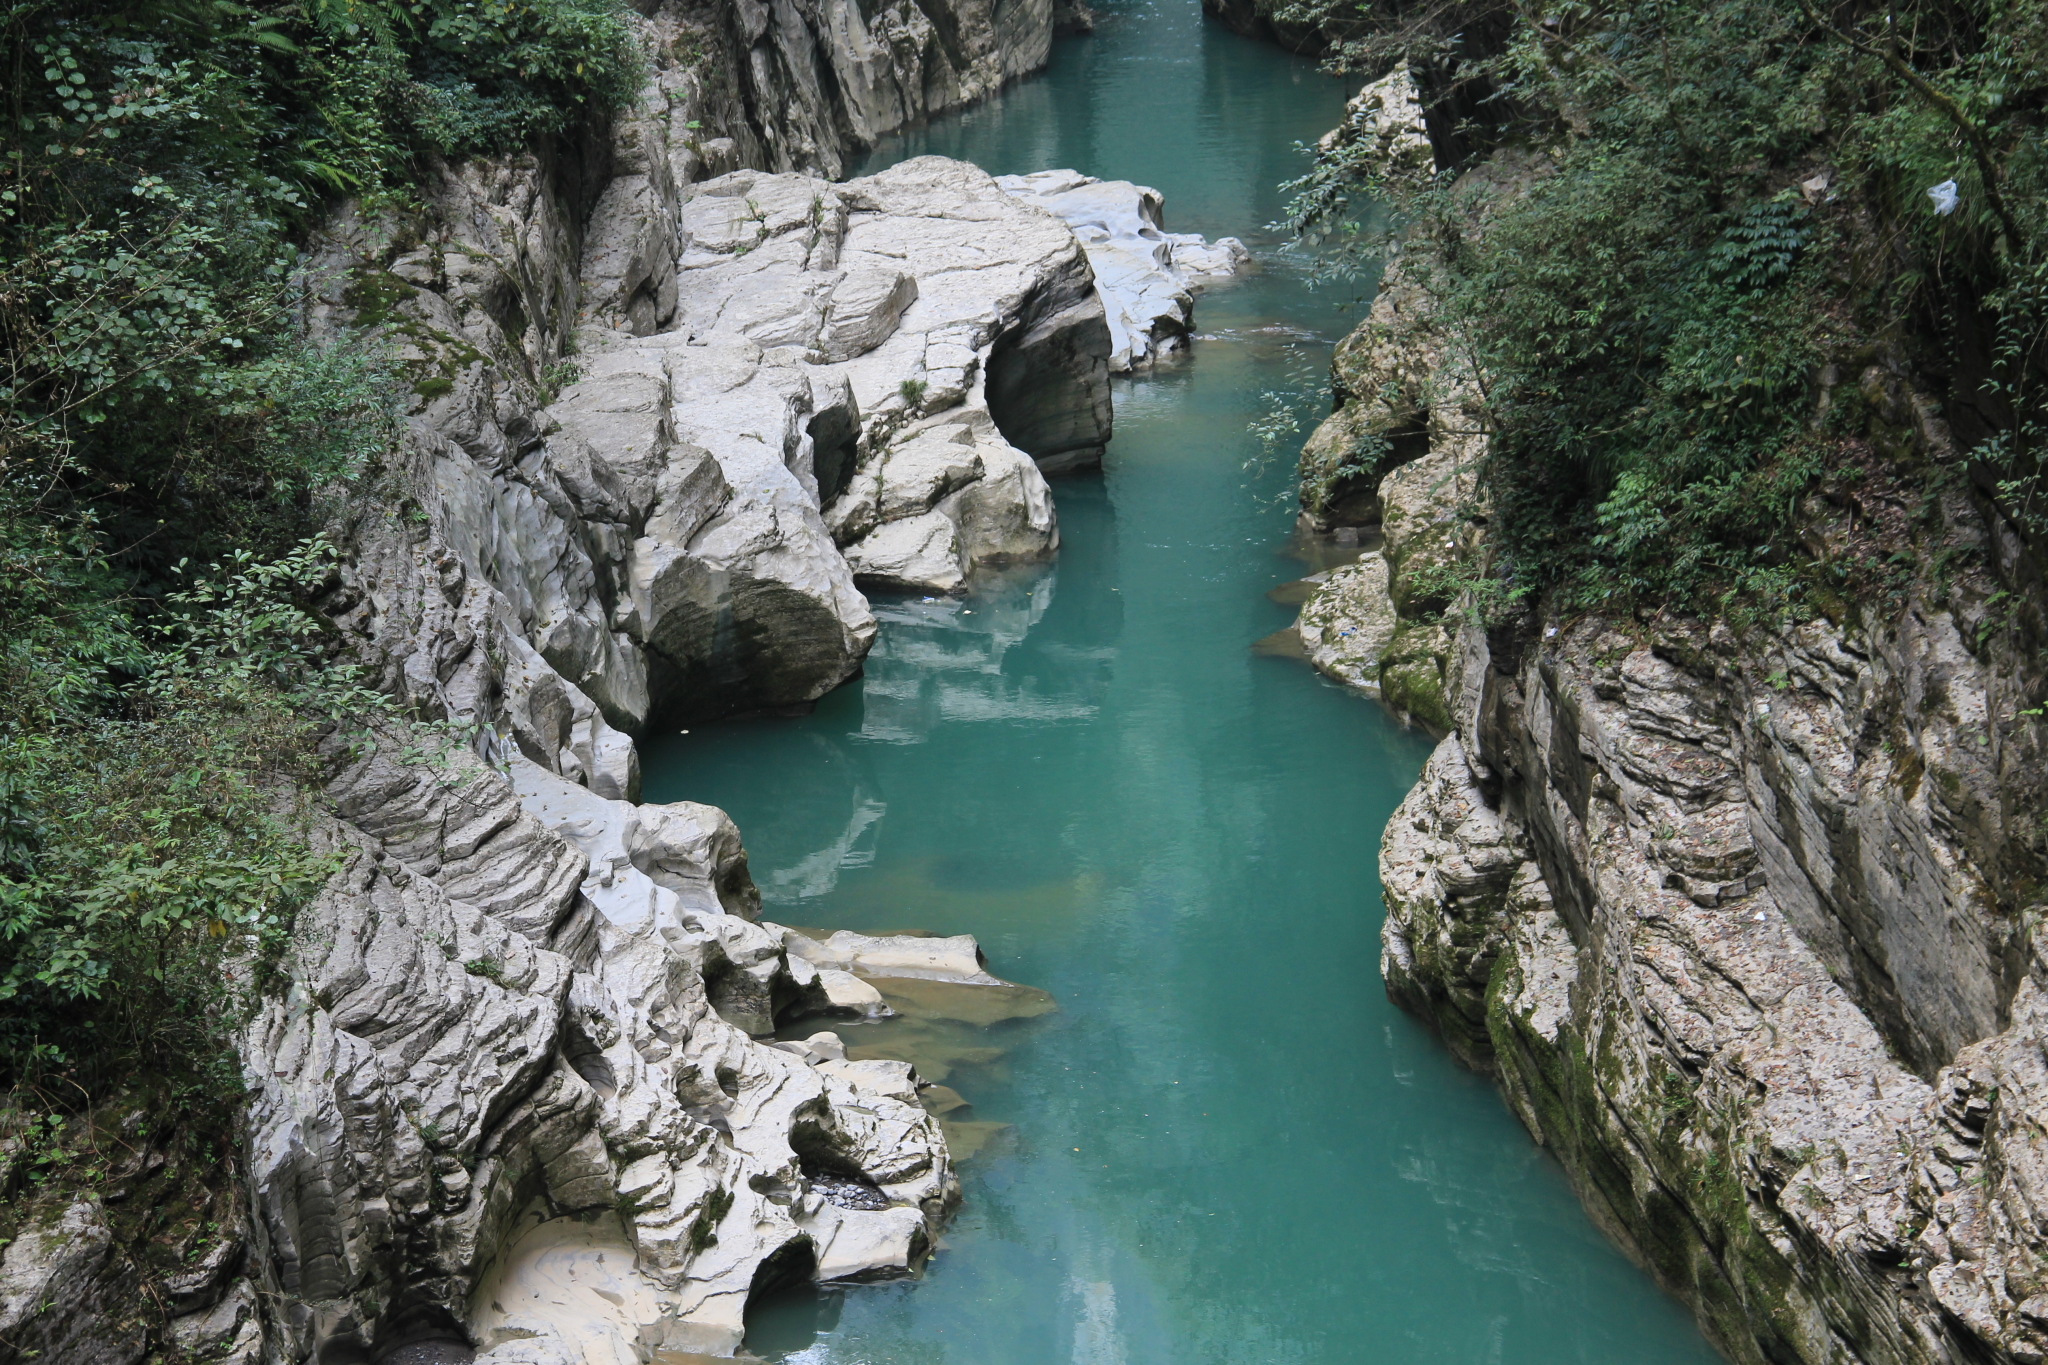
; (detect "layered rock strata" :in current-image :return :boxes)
[716,0,1061,179]
[1299,66,2048,1365]
[1381,511,2048,1365]
[997,169,1249,372]
[87,7,1099,1363]
[319,148,1109,784]
[240,736,1011,1364]
[1287,67,1509,733]
[57,726,1039,1365]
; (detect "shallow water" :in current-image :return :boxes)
[639,3,1723,1359]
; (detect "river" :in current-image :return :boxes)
[639,2,1723,1359]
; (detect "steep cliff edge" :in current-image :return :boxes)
[0,3,1100,1361]
[1379,517,2048,1364]
[244,17,1091,1362]
[1297,66,2048,1365]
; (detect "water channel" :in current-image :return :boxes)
[640,4,1724,1359]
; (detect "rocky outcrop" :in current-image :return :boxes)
[1293,64,1479,535]
[1287,70,1511,732]
[717,0,1060,179]
[1296,556,1397,694]
[316,149,1106,789]
[173,7,1100,1364]
[1318,97,2048,1365]
[642,155,1109,596]
[1290,58,2048,1365]
[308,0,1096,775]
[231,734,982,1364]
[996,170,1249,372]
[1380,491,2048,1363]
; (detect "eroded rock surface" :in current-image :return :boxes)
[207,8,1089,1363]
[309,0,1094,774]
[1382,538,2048,1364]
[1341,178,2048,1365]
[1285,59,2048,1365]
[997,169,1249,371]
[1296,555,1398,695]
[241,737,966,1364]
[716,0,1058,179]
[646,157,1105,595]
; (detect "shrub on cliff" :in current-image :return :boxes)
[0,0,639,1113]
[1283,0,2048,614]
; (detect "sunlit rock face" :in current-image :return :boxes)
[229,7,1092,1363]
[996,169,1249,373]
[243,733,1019,1365]
[637,156,1107,603]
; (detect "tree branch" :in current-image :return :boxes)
[1799,1,2024,255]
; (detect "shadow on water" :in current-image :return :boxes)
[638,0,1724,1360]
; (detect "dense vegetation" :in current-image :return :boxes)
[0,0,639,1148]
[1280,0,2048,618]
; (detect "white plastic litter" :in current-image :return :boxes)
[1928,179,1959,215]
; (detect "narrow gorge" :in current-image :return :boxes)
[4,1,2043,1364]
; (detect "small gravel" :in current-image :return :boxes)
[383,1343,475,1365]
[808,1172,891,1211]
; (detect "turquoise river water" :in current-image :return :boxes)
[641,4,1724,1360]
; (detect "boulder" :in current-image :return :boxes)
[997,169,1249,371]
[576,156,1099,605]
[1295,555,1399,694]
[830,409,1058,593]
[772,927,1007,984]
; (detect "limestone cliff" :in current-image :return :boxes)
[1287,67,1484,735]
[0,4,1100,1362]
[1300,68,2048,1365]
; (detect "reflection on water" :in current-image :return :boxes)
[859,567,1105,743]
[638,0,1722,1360]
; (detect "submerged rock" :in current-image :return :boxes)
[998,168,1250,371]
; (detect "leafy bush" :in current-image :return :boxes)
[0,0,640,1117]
[1281,0,2048,614]
[0,529,360,1090]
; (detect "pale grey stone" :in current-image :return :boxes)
[997,169,1249,371]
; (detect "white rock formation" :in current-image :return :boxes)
[245,46,1105,1365]
[997,169,1250,371]
[772,927,1014,985]
[0,6,1102,1365]
[312,65,1112,792]
[242,733,1008,1364]
[1311,61,1434,184]
[828,408,1058,593]
[598,155,1108,596]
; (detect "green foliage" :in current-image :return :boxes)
[0,0,637,1132]
[1282,0,2048,614]
[1707,198,1811,292]
[1,0,633,513]
[0,528,353,1089]
[305,0,647,171]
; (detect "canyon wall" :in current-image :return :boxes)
[1298,69,2048,1365]
[0,4,1098,1363]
